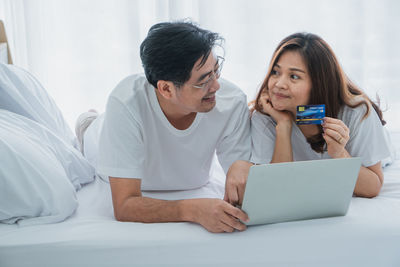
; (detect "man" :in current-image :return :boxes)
[90,21,251,233]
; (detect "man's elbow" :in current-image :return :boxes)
[112,200,145,222]
[113,200,136,222]
[113,206,128,222]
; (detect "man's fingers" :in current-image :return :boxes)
[221,213,247,231]
[237,183,246,206]
[223,192,228,202]
[226,183,239,205]
[219,221,235,233]
[224,203,249,223]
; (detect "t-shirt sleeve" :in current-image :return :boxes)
[250,111,276,164]
[345,105,391,167]
[216,97,251,173]
[97,96,145,179]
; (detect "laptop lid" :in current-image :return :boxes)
[241,158,361,226]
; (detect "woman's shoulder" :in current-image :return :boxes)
[340,101,384,137]
[250,111,278,140]
[251,110,277,126]
[339,102,369,126]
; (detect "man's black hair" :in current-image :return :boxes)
[140,21,223,88]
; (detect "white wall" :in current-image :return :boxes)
[2,0,399,130]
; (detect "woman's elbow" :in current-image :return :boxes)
[368,173,384,198]
[364,185,382,198]
[356,178,383,198]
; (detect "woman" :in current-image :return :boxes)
[248,32,391,199]
[225,32,390,204]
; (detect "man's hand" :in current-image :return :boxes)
[190,198,249,233]
[110,177,249,233]
[224,160,254,206]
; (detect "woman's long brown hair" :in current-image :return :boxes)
[254,32,385,153]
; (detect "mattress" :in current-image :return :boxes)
[1,133,400,267]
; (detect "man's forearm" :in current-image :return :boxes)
[114,196,196,223]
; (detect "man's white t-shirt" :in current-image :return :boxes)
[97,74,251,190]
[251,104,390,167]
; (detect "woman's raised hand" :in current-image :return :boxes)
[322,117,350,158]
[258,90,293,125]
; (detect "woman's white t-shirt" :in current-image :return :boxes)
[251,104,390,167]
[97,74,251,191]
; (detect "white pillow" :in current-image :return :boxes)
[0,62,77,148]
[0,111,78,226]
[0,110,95,190]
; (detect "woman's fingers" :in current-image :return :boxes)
[324,128,345,144]
[258,94,273,114]
[323,122,347,136]
[322,117,351,159]
[323,132,335,144]
[323,117,349,132]
[323,117,349,143]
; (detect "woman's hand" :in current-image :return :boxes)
[258,90,292,127]
[322,117,350,158]
[258,90,294,163]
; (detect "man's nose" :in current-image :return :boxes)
[209,77,220,93]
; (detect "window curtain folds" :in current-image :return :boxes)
[0,0,399,130]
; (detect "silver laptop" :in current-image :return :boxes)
[241,158,361,226]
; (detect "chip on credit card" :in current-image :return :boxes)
[296,104,325,125]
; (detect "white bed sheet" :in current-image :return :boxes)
[1,133,400,267]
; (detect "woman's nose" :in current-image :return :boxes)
[275,76,288,89]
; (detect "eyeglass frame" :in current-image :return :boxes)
[174,56,225,91]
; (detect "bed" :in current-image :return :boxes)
[0,131,399,266]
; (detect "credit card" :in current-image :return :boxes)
[296,104,325,125]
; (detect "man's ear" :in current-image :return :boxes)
[156,80,176,99]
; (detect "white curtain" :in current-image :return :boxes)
[1,0,399,130]
[0,0,28,66]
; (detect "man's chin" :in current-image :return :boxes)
[198,101,216,113]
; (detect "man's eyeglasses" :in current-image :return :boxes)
[176,56,225,91]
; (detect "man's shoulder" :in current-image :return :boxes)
[215,78,247,112]
[109,73,151,104]
[217,78,246,100]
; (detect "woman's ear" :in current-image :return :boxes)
[156,80,176,99]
